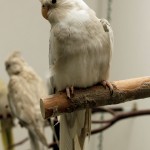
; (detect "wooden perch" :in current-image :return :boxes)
[40,76,150,119]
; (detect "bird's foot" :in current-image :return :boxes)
[100,80,113,95]
[66,86,74,98]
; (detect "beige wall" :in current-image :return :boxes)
[0,0,150,150]
[0,1,50,149]
[88,0,150,150]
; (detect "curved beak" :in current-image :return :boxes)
[41,5,50,20]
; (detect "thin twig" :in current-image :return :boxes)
[94,107,116,116]
[91,109,150,134]
[47,108,150,148]
[48,142,57,149]
[92,107,123,114]
[8,137,29,150]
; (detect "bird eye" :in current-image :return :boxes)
[52,0,57,4]
[6,63,10,69]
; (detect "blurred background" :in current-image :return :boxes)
[0,0,150,150]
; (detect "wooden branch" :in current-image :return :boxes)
[92,107,123,114]
[40,76,150,119]
[8,137,29,150]
[48,142,57,149]
[91,109,150,134]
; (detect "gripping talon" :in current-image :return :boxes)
[101,80,113,95]
[66,87,71,98]
[66,86,74,98]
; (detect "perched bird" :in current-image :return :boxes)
[0,79,14,150]
[5,51,48,150]
[40,0,114,150]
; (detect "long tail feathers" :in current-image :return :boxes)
[60,109,91,150]
[28,124,48,150]
[28,129,48,150]
[28,130,41,150]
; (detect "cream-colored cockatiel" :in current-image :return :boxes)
[0,79,14,150]
[5,51,48,150]
[40,0,114,150]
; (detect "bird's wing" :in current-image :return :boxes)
[8,75,39,124]
[8,75,48,146]
[100,18,114,52]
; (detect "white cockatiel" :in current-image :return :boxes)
[5,51,48,150]
[40,0,114,150]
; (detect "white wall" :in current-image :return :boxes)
[0,0,150,150]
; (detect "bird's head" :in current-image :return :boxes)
[40,0,86,24]
[5,51,25,76]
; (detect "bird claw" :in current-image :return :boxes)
[66,86,74,98]
[101,80,113,95]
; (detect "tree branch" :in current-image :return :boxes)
[91,109,150,134]
[8,137,29,150]
[40,76,150,119]
[47,108,150,148]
